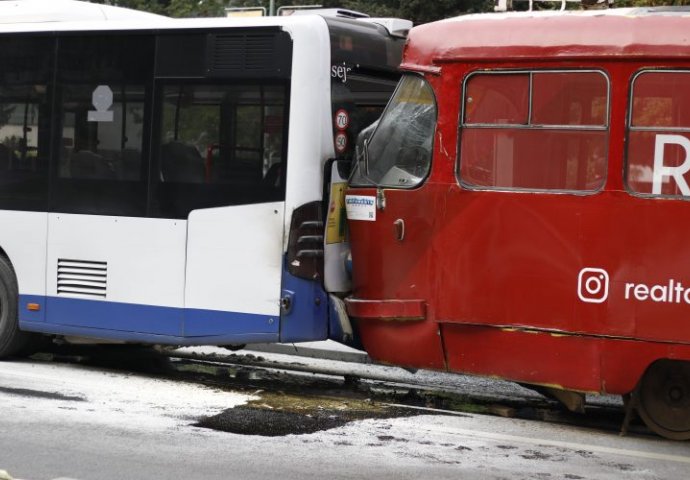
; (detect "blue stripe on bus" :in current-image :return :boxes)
[18,294,46,324]
[278,267,328,343]
[17,294,280,345]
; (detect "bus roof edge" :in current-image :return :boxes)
[360,18,413,38]
[0,0,167,24]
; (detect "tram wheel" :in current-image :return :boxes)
[0,255,36,358]
[637,359,690,440]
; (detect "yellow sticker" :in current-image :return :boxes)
[326,182,347,244]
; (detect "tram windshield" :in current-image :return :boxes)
[351,74,436,188]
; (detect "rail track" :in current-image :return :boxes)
[164,348,646,438]
[40,344,651,438]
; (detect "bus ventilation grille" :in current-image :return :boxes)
[57,259,107,298]
[287,201,324,280]
[211,33,275,73]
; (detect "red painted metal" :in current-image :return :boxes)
[345,298,426,321]
[402,12,690,68]
[358,320,447,370]
[346,10,690,397]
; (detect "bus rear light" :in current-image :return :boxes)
[287,201,324,280]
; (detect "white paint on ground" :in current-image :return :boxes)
[0,359,254,431]
[1,354,690,480]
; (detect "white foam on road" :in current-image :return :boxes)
[0,359,254,431]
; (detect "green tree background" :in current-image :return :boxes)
[90,0,690,24]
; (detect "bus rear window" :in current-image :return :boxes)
[153,82,288,218]
[627,71,690,198]
[460,70,609,193]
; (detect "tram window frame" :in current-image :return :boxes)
[0,35,53,212]
[51,33,154,218]
[625,69,690,200]
[458,69,610,194]
[151,80,290,220]
[349,73,437,189]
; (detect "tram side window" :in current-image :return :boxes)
[460,71,609,192]
[0,37,53,211]
[52,35,154,217]
[153,83,288,219]
[627,71,690,198]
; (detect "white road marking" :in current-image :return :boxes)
[413,421,690,464]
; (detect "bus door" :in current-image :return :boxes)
[345,74,443,367]
[164,82,289,342]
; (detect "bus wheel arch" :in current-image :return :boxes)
[0,253,39,358]
[635,358,690,440]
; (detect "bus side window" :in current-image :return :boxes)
[153,83,288,219]
[460,70,609,193]
[0,37,52,212]
[51,34,153,217]
[627,71,690,198]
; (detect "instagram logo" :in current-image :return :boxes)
[578,268,610,303]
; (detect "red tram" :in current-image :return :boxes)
[343,8,690,439]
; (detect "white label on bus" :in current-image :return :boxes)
[331,62,355,83]
[87,85,114,122]
[345,195,376,221]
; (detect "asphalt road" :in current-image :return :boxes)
[0,354,688,480]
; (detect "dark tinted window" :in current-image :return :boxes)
[331,74,398,162]
[52,35,154,216]
[0,36,53,211]
[327,17,402,168]
[152,82,288,219]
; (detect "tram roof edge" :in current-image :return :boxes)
[401,7,690,68]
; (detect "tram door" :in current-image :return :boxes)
[346,74,443,367]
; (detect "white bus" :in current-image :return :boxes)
[0,0,408,356]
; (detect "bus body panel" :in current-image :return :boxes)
[44,214,187,335]
[0,2,405,348]
[279,268,329,343]
[17,320,278,346]
[184,203,283,335]
[0,211,48,323]
[282,16,335,232]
